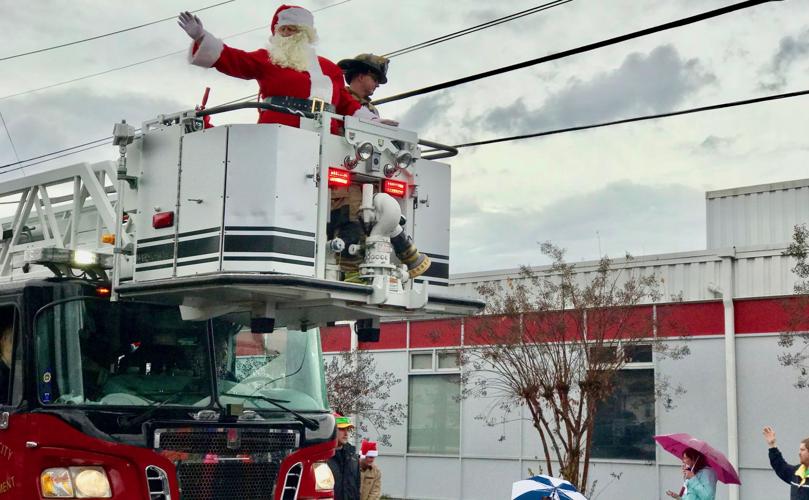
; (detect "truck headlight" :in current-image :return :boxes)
[41,468,74,497]
[74,467,112,498]
[312,461,334,491]
[41,467,112,498]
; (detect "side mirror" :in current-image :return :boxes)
[251,317,276,333]
[355,318,380,342]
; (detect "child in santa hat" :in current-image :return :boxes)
[359,439,382,500]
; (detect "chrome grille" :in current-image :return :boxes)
[153,427,300,500]
[155,427,298,454]
[176,462,281,500]
[146,465,171,500]
[282,462,303,500]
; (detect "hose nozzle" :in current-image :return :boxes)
[390,231,431,279]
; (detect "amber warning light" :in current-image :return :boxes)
[383,179,407,198]
[327,168,351,188]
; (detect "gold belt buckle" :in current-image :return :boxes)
[310,97,325,113]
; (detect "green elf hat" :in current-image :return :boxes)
[335,414,354,429]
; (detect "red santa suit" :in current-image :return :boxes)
[187,6,364,128]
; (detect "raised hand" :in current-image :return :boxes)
[178,11,205,41]
[763,426,777,447]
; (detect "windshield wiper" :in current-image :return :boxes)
[118,389,203,428]
[221,391,319,430]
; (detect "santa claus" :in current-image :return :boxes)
[178,5,376,128]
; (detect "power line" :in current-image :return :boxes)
[0,52,185,101]
[0,110,21,165]
[0,0,236,63]
[453,88,809,148]
[208,1,578,106]
[3,88,809,171]
[381,0,572,59]
[0,0,352,101]
[0,0,784,169]
[0,137,112,169]
[0,142,113,174]
[372,0,783,106]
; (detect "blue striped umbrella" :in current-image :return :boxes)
[511,475,589,500]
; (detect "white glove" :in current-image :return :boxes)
[178,11,205,41]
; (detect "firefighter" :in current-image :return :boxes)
[338,54,398,126]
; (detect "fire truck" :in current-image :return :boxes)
[0,102,482,499]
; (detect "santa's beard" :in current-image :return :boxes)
[268,31,315,72]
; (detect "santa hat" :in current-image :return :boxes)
[359,439,378,458]
[271,5,314,34]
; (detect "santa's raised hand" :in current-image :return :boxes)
[178,11,205,41]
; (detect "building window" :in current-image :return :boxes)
[407,350,461,455]
[590,345,655,461]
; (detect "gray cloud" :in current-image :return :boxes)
[759,28,809,91]
[0,88,186,166]
[396,92,454,134]
[699,135,735,152]
[471,45,715,135]
[450,181,705,273]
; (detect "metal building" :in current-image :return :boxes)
[323,177,809,500]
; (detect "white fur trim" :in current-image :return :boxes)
[366,450,378,457]
[277,7,314,29]
[353,106,378,120]
[188,30,224,68]
[307,54,333,103]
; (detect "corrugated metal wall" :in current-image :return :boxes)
[706,179,809,249]
[451,246,799,302]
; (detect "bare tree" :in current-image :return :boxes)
[324,349,406,447]
[460,243,688,494]
[780,223,809,388]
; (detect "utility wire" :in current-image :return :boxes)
[1,0,568,104]
[0,0,352,101]
[0,110,22,170]
[381,0,572,59]
[3,88,808,171]
[372,0,783,106]
[0,137,112,167]
[0,143,113,174]
[210,1,576,106]
[452,88,809,148]
[0,0,783,168]
[0,0,236,63]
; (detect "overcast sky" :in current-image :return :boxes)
[1,0,807,273]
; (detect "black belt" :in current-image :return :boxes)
[264,96,335,117]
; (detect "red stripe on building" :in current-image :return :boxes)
[236,335,266,356]
[321,325,351,352]
[410,318,462,348]
[586,305,654,341]
[734,296,809,334]
[464,315,520,345]
[657,301,724,337]
[522,311,583,343]
[359,322,407,350]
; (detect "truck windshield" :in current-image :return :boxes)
[35,298,328,412]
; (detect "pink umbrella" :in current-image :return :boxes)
[653,433,741,485]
